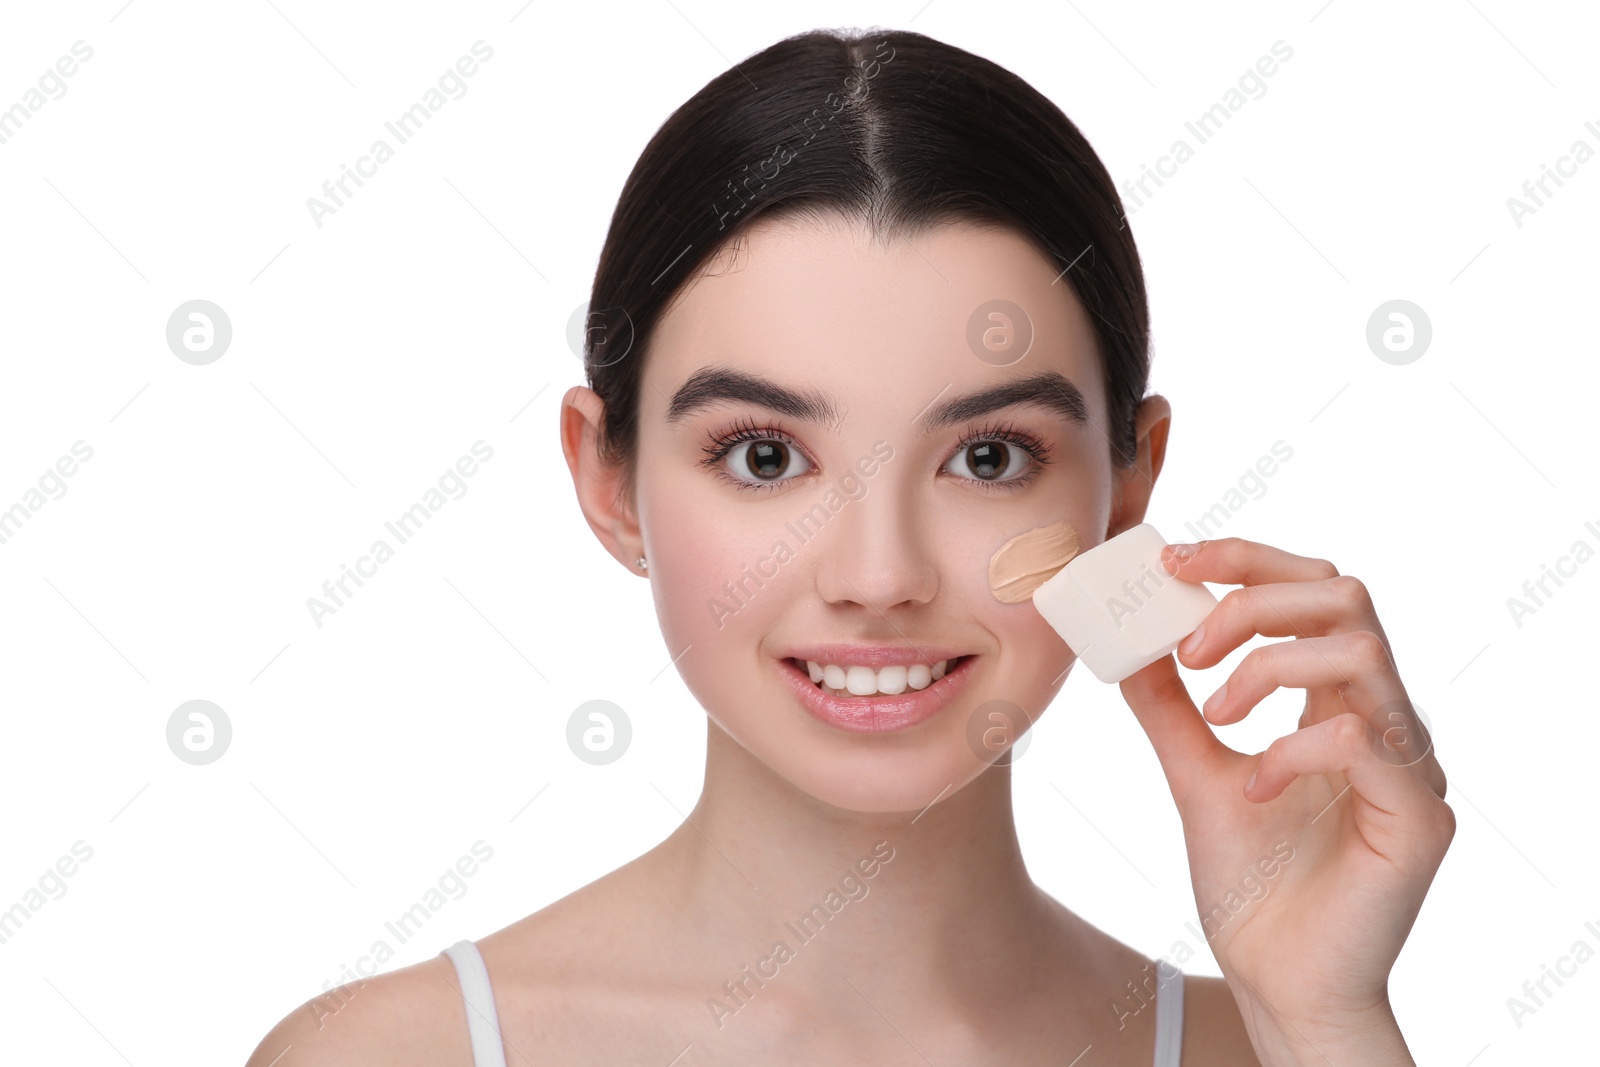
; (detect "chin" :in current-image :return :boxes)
[794,755,994,816]
[714,705,1005,817]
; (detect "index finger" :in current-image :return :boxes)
[1160,536,1340,587]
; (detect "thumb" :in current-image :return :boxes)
[1118,653,1229,808]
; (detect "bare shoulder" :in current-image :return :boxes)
[243,952,474,1067]
[1179,974,1261,1067]
[242,849,664,1067]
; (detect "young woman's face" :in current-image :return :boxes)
[632,215,1131,813]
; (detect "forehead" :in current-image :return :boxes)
[644,214,1106,416]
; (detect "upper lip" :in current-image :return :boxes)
[779,643,974,668]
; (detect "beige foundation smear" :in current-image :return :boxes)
[989,519,1082,603]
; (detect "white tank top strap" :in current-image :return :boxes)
[441,939,509,1067]
[1152,966,1184,1066]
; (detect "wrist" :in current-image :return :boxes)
[1237,992,1414,1066]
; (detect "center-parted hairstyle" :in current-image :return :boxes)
[583,27,1149,503]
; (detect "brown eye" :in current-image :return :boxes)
[743,439,788,479]
[701,420,816,493]
[941,420,1053,491]
[723,436,811,486]
[959,440,1013,481]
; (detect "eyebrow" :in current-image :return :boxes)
[664,366,1090,433]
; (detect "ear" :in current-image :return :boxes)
[1106,393,1171,540]
[561,385,646,574]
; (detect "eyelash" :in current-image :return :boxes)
[697,415,1055,494]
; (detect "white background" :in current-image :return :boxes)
[1,1,1595,1063]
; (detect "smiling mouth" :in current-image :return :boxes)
[785,655,976,698]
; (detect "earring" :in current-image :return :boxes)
[636,556,648,571]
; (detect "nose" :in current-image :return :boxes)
[811,480,939,613]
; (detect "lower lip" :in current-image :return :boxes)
[778,655,977,734]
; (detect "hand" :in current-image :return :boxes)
[1117,537,1455,1061]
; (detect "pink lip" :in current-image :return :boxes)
[776,654,977,734]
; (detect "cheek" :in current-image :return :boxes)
[643,489,817,761]
[948,521,1078,692]
[645,489,798,666]
[1000,606,1078,702]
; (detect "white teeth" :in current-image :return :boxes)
[865,665,907,695]
[802,658,957,696]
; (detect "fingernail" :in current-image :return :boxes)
[1167,542,1198,559]
[1245,767,1259,793]
[1202,682,1227,717]
[1179,623,1204,656]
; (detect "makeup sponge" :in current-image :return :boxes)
[1032,523,1219,683]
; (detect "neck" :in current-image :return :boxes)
[649,721,1072,1017]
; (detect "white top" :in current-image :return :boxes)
[1153,966,1185,1065]
[441,939,1184,1065]
[441,939,509,1067]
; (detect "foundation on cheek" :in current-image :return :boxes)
[990,521,1218,684]
[987,519,1082,604]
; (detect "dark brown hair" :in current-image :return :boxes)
[583,27,1149,502]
